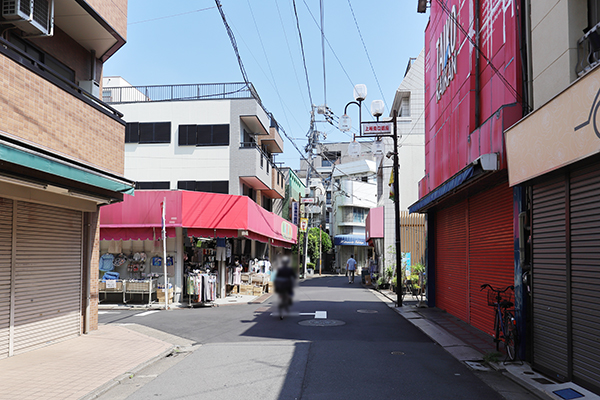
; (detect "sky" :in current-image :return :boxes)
[104,0,429,170]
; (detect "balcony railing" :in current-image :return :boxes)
[577,22,600,77]
[103,82,260,104]
[0,37,123,122]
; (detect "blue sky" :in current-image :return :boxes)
[104,1,429,169]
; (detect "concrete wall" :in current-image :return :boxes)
[530,0,587,108]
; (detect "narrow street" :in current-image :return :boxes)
[96,276,519,400]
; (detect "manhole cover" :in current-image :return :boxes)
[391,351,405,355]
[298,319,345,327]
[357,309,378,314]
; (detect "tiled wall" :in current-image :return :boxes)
[0,54,125,175]
[86,0,128,40]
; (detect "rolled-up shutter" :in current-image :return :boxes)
[468,184,514,336]
[531,174,568,381]
[0,198,13,359]
[12,201,82,355]
[570,163,600,390]
[435,200,468,321]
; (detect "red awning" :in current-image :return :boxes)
[100,190,297,246]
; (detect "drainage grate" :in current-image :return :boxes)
[357,309,378,314]
[298,319,345,327]
[553,388,584,400]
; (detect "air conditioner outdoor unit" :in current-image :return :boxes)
[1,0,54,36]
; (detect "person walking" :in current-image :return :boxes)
[346,255,357,284]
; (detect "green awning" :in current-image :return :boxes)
[0,141,134,195]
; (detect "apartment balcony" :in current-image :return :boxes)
[577,21,600,77]
[258,126,284,154]
[0,36,127,181]
[236,143,271,191]
[263,165,285,199]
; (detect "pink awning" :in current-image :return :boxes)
[365,206,384,242]
[100,190,297,246]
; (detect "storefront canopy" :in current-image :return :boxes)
[100,190,297,248]
[334,234,369,247]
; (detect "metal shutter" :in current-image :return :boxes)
[468,184,514,336]
[435,200,468,321]
[0,198,12,359]
[12,201,82,355]
[532,174,569,381]
[570,163,600,390]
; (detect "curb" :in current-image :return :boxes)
[79,345,178,400]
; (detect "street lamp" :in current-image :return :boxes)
[341,85,403,307]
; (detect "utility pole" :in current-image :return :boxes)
[319,224,322,276]
[393,109,402,308]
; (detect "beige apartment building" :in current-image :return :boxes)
[0,0,133,359]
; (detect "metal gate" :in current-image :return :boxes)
[531,174,569,382]
[0,199,83,358]
[435,200,468,321]
[468,184,514,336]
[569,163,600,391]
[0,198,13,359]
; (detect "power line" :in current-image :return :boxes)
[346,0,389,111]
[320,0,327,106]
[128,6,216,25]
[292,0,314,107]
[214,1,250,86]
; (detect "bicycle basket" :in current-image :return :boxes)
[487,289,513,306]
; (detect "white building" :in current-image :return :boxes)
[377,50,426,269]
[102,78,286,211]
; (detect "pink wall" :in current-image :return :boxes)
[422,0,523,195]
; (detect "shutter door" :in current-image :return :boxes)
[13,201,82,355]
[0,198,13,359]
[570,164,600,390]
[468,184,514,336]
[532,175,569,380]
[435,200,468,321]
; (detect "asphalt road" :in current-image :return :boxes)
[98,276,506,400]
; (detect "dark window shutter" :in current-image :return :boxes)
[212,181,229,194]
[197,125,211,145]
[179,125,197,146]
[195,181,211,192]
[154,122,171,143]
[139,123,154,143]
[126,122,140,143]
[177,181,195,191]
[212,124,230,145]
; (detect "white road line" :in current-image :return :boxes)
[98,311,121,315]
[271,311,327,319]
[314,311,327,319]
[134,310,160,317]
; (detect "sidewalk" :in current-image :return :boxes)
[370,287,600,400]
[0,325,174,400]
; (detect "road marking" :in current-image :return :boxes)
[271,311,327,319]
[98,311,121,315]
[134,310,160,317]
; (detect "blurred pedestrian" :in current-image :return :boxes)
[346,255,357,284]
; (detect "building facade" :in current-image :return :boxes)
[281,167,306,222]
[410,0,524,342]
[0,0,133,359]
[376,50,426,273]
[505,0,600,393]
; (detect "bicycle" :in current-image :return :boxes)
[480,284,518,361]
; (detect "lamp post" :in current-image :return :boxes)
[340,85,403,307]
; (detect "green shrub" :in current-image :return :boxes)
[307,262,315,269]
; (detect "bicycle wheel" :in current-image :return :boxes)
[503,313,517,361]
[493,309,501,351]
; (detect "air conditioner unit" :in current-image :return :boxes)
[1,0,54,36]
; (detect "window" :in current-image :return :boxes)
[126,122,171,144]
[326,191,332,204]
[8,34,75,83]
[322,151,341,167]
[177,180,228,194]
[180,124,229,146]
[135,181,170,190]
[242,129,255,147]
[590,0,600,27]
[262,196,272,212]
[353,207,367,223]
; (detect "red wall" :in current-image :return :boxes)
[421,0,523,196]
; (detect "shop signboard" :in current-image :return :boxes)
[301,197,315,203]
[291,201,299,225]
[106,280,117,289]
[300,218,308,232]
[362,122,392,136]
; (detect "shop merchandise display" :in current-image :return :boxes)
[185,271,217,306]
